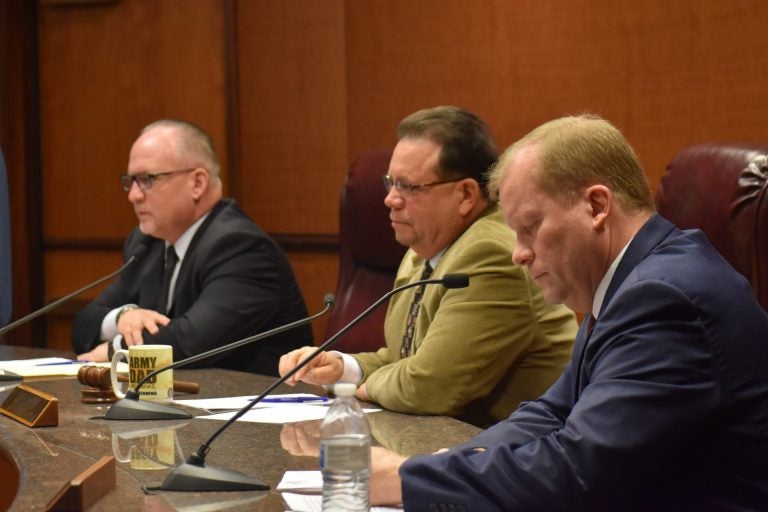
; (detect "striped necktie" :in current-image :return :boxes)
[400,261,433,358]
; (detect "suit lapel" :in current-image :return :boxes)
[169,199,229,316]
[600,215,675,314]
[572,214,677,396]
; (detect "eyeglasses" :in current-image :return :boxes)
[382,174,464,195]
[120,168,197,192]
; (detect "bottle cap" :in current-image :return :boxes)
[333,382,356,397]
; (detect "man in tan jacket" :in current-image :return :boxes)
[279,106,576,427]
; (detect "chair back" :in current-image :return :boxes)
[655,143,768,310]
[324,148,407,352]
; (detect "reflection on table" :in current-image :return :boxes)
[0,345,480,511]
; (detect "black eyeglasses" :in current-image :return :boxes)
[382,174,464,195]
[120,168,197,192]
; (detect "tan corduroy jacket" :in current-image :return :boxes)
[354,205,578,428]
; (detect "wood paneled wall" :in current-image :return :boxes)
[344,0,768,177]
[2,0,768,350]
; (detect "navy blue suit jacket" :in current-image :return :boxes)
[71,199,312,376]
[401,215,768,511]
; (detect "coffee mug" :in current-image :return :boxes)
[110,344,174,401]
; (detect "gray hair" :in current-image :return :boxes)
[141,119,221,181]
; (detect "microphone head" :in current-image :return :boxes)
[441,273,470,289]
[323,293,336,308]
[131,245,149,261]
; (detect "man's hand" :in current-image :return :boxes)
[370,446,407,506]
[355,382,369,401]
[280,420,322,457]
[76,341,109,362]
[117,307,170,346]
[278,346,344,386]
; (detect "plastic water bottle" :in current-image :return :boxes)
[320,382,371,511]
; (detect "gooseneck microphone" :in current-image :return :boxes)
[0,245,148,337]
[103,293,337,421]
[157,273,470,492]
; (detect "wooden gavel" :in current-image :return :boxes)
[77,365,201,394]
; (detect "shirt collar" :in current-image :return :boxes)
[591,239,631,319]
[428,249,445,270]
[168,212,210,262]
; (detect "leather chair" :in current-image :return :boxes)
[0,147,11,327]
[655,143,768,310]
[324,148,407,353]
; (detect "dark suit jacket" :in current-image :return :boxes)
[400,215,768,511]
[71,199,312,376]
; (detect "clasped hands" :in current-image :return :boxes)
[76,307,170,362]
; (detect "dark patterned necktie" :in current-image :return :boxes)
[157,245,178,314]
[400,261,433,358]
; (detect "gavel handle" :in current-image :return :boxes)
[116,374,200,394]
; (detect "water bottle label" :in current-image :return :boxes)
[320,437,370,471]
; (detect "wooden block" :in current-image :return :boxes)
[45,456,116,512]
[0,384,58,427]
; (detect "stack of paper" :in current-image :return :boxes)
[278,471,402,512]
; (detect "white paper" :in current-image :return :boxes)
[0,358,127,378]
[174,393,330,410]
[281,492,323,512]
[0,357,71,367]
[281,491,402,512]
[196,404,381,425]
[197,404,332,424]
[277,470,323,492]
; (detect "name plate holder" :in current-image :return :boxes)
[0,384,58,427]
[45,455,116,512]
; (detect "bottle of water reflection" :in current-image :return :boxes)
[320,382,371,511]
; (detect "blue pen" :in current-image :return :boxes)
[261,396,329,403]
[36,360,89,366]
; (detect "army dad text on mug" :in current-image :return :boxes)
[110,344,173,401]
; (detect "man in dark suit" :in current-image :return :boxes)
[72,119,311,376]
[370,114,768,510]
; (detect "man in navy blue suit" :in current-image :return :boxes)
[370,114,768,511]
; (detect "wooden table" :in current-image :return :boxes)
[0,346,480,511]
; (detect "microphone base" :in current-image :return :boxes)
[160,462,270,492]
[0,370,22,382]
[104,398,192,420]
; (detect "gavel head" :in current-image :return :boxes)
[77,365,113,389]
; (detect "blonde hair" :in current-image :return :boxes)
[488,114,654,212]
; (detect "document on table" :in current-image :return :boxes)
[174,393,331,410]
[277,470,324,492]
[196,403,381,425]
[279,472,402,511]
[0,358,127,378]
[282,492,402,512]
